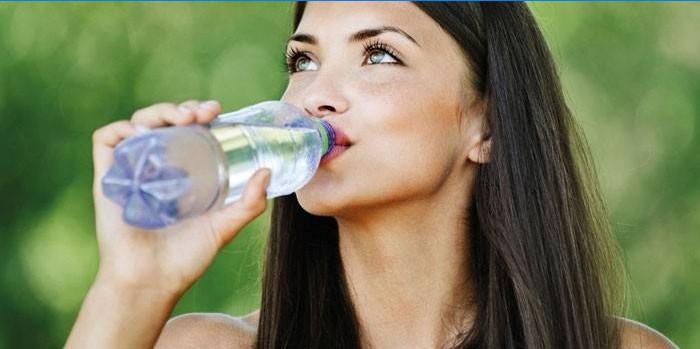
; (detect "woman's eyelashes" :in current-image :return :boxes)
[284,40,404,74]
[284,47,318,74]
[362,40,402,66]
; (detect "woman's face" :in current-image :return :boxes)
[282,2,484,217]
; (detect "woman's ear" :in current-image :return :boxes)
[467,131,491,164]
[461,96,491,164]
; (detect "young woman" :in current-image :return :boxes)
[67,2,678,349]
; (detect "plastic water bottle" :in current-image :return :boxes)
[101,101,336,229]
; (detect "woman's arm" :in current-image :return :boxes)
[65,100,271,348]
[66,276,180,348]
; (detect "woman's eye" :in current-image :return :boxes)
[285,42,401,74]
[295,56,318,72]
[366,50,398,65]
[285,48,318,74]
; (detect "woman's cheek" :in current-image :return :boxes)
[355,70,400,87]
[357,69,419,90]
[281,75,315,101]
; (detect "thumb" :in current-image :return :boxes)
[206,168,272,247]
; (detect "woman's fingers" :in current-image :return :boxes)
[206,168,272,248]
[178,100,221,124]
[91,99,224,220]
[95,100,222,176]
[131,103,195,128]
[92,120,142,192]
[196,101,221,123]
[131,100,221,129]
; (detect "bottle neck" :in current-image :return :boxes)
[312,119,336,156]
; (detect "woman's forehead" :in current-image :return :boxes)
[294,2,472,90]
[297,2,439,46]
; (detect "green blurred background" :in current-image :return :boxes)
[0,2,697,348]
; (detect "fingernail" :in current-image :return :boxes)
[134,125,151,134]
[178,105,193,114]
[201,100,220,111]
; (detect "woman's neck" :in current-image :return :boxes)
[336,179,476,348]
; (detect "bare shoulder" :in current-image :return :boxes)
[241,308,261,329]
[154,309,260,349]
[618,317,678,349]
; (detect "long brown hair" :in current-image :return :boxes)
[255,3,624,348]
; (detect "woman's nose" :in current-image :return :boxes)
[301,74,349,117]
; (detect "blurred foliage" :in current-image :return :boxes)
[0,3,697,348]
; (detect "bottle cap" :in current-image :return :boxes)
[313,119,336,156]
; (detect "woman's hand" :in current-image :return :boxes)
[92,100,270,295]
[66,100,270,349]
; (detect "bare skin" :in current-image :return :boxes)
[67,2,679,349]
[65,100,273,349]
[155,311,679,349]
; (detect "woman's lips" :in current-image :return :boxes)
[327,122,353,146]
[320,144,350,166]
[319,121,352,166]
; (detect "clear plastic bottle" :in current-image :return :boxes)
[101,101,335,229]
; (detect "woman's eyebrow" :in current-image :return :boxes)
[287,26,420,47]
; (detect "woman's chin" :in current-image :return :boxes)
[295,185,346,217]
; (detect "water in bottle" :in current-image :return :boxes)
[101,101,336,229]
